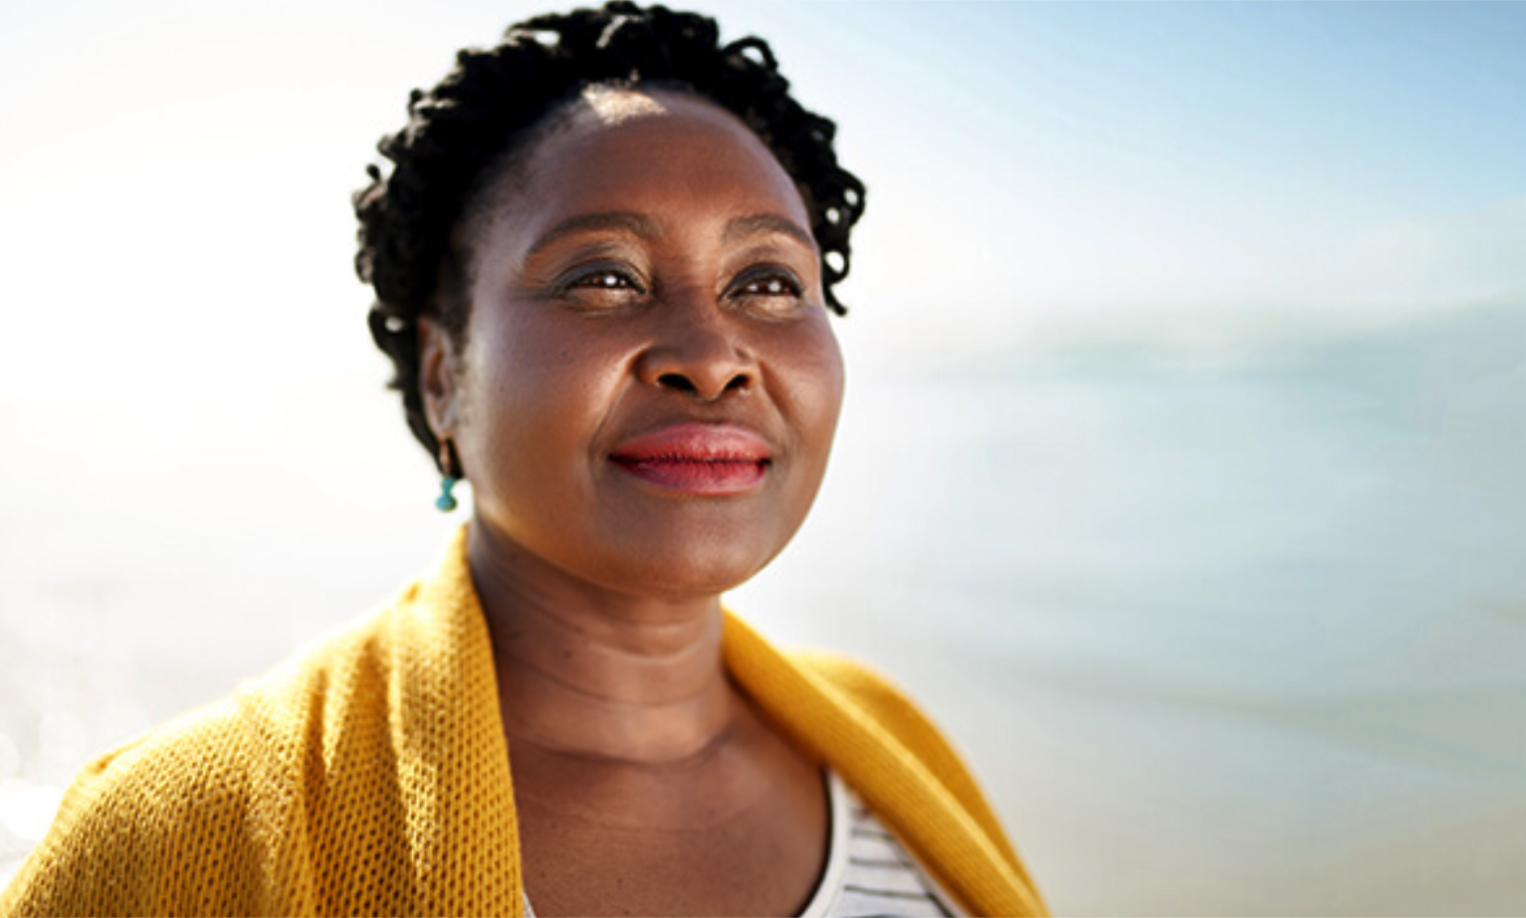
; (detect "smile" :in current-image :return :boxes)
[609,424,772,496]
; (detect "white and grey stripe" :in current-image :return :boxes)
[797,771,963,917]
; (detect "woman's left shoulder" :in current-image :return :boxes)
[780,647,1049,915]
[784,649,918,710]
[782,650,981,783]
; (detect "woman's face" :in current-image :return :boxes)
[426,88,845,600]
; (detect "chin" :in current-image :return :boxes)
[582,521,793,600]
[475,494,810,604]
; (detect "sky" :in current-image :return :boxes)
[2,2,1523,401]
[2,3,1525,914]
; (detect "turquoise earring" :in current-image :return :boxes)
[435,475,459,513]
[435,439,462,513]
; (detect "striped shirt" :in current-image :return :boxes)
[797,770,964,917]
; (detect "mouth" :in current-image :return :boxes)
[609,423,772,496]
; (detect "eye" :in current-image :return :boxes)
[741,275,798,297]
[555,262,648,306]
[565,266,644,293]
[730,267,804,302]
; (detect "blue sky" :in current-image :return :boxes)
[801,1,1526,217]
[2,2,1521,376]
[699,2,1526,364]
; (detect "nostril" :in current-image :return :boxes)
[724,374,749,392]
[658,373,697,393]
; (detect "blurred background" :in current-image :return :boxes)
[2,2,1524,913]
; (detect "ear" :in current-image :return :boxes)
[417,316,461,443]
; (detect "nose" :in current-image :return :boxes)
[635,294,756,401]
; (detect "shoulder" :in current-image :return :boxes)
[783,649,1028,874]
[0,611,396,917]
[783,648,961,774]
[2,694,279,915]
[784,649,931,733]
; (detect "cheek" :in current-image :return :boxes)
[458,313,627,488]
[778,320,846,466]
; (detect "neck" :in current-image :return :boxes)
[467,518,738,765]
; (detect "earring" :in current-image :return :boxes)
[435,476,458,513]
[435,439,462,513]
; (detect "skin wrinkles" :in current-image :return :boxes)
[498,647,720,707]
[417,88,837,916]
[511,738,800,832]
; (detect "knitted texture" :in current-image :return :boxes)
[1,529,1045,917]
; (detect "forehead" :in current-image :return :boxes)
[478,87,811,243]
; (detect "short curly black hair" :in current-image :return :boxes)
[353,1,866,470]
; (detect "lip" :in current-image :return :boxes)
[609,423,772,495]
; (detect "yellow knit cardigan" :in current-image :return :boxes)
[2,530,1046,917]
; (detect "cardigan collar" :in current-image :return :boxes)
[401,525,1041,917]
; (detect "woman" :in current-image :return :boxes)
[1,4,1045,916]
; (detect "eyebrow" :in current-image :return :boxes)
[524,212,661,260]
[722,213,816,250]
[523,211,817,261]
